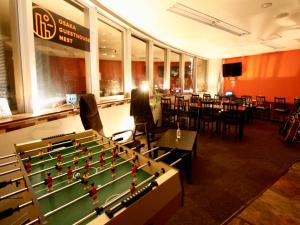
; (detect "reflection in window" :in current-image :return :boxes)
[196,58,207,92]
[33,0,87,109]
[153,45,165,92]
[98,19,123,97]
[0,0,17,112]
[170,51,180,93]
[131,36,147,89]
[183,55,194,92]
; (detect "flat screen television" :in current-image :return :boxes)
[223,62,242,77]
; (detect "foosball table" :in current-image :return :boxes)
[0,130,182,225]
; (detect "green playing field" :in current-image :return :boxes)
[23,141,152,225]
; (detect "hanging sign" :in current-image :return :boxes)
[32,3,90,51]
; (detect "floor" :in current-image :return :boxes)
[226,161,300,225]
[163,120,300,225]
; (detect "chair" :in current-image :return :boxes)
[199,101,216,134]
[273,97,287,122]
[222,102,241,139]
[255,96,270,120]
[161,97,175,127]
[241,95,252,107]
[203,93,211,102]
[174,95,184,122]
[130,89,167,154]
[79,94,142,150]
[189,94,200,130]
[176,97,190,129]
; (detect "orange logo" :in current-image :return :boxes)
[33,5,56,39]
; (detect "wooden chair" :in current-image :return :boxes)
[222,102,241,139]
[203,93,211,102]
[189,94,200,130]
[255,96,270,120]
[161,97,175,127]
[273,97,287,122]
[199,101,216,133]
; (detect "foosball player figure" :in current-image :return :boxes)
[25,158,32,174]
[88,149,93,163]
[130,182,136,194]
[57,151,62,162]
[73,153,79,169]
[84,160,89,173]
[38,149,44,160]
[47,142,53,152]
[89,183,98,205]
[111,159,116,179]
[131,164,137,183]
[112,148,118,159]
[56,160,63,175]
[132,151,138,165]
[99,152,105,170]
[81,144,87,155]
[73,140,80,151]
[82,171,89,190]
[45,173,53,192]
[67,166,73,184]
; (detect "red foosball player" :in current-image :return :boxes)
[112,148,118,159]
[38,149,44,160]
[73,153,79,169]
[84,160,89,173]
[130,182,136,194]
[47,142,53,152]
[56,160,63,175]
[81,144,87,155]
[111,159,116,179]
[57,151,62,162]
[88,149,93,163]
[99,152,105,170]
[89,183,98,205]
[46,173,53,192]
[25,159,32,174]
[131,164,137,182]
[82,171,89,190]
[67,166,73,184]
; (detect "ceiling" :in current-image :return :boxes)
[97,0,300,59]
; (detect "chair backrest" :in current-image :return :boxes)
[222,102,239,120]
[130,88,156,131]
[161,97,172,112]
[241,95,252,105]
[256,96,266,106]
[274,97,286,110]
[191,94,200,103]
[203,93,211,101]
[79,94,103,134]
[174,95,184,109]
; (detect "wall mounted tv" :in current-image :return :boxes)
[222,62,242,77]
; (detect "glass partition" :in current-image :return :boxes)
[131,35,147,89]
[170,51,180,93]
[0,0,18,112]
[98,19,123,97]
[183,54,194,92]
[153,45,165,93]
[33,0,87,109]
[196,58,207,92]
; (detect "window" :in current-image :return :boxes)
[0,0,18,113]
[153,45,165,92]
[196,58,207,92]
[170,51,180,93]
[183,54,194,92]
[131,36,147,89]
[33,0,87,109]
[98,19,123,97]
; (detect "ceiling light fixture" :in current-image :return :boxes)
[167,2,250,36]
[261,2,272,8]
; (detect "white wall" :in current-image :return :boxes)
[0,103,135,156]
[207,59,223,96]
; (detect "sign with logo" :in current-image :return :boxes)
[32,3,90,51]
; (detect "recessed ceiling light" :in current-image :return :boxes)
[261,2,272,8]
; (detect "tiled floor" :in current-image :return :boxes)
[227,162,300,225]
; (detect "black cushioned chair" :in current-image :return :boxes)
[130,89,167,155]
